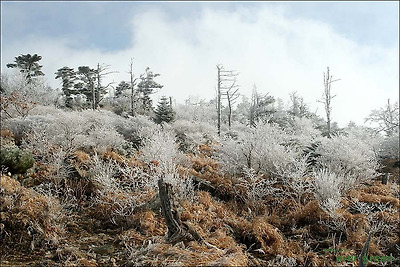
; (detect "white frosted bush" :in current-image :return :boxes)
[140,126,189,174]
[140,126,193,200]
[1,71,59,117]
[379,133,400,159]
[172,119,218,152]
[286,117,322,149]
[174,99,216,124]
[239,167,279,203]
[216,123,306,180]
[312,168,348,213]
[90,154,118,190]
[118,115,160,148]
[314,134,379,183]
[6,110,128,158]
[344,125,382,155]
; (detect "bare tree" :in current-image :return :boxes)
[128,58,139,116]
[95,63,116,109]
[365,99,399,136]
[225,79,240,129]
[216,64,239,135]
[249,85,275,127]
[318,67,340,137]
[289,91,309,118]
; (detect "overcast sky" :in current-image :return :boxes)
[1,1,398,126]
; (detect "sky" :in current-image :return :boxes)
[1,1,399,127]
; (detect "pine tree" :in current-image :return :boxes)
[154,96,175,124]
[137,67,163,114]
[115,81,130,97]
[7,54,44,84]
[55,66,77,108]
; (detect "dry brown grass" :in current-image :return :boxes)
[0,129,15,147]
[2,144,399,266]
[1,175,65,253]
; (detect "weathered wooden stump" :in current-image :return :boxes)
[381,173,389,185]
[358,231,372,267]
[158,178,197,244]
[158,178,219,249]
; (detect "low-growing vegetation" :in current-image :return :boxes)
[1,54,399,266]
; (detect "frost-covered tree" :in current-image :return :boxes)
[249,85,275,127]
[288,91,312,119]
[137,67,163,114]
[1,71,58,119]
[75,66,96,109]
[55,67,77,108]
[94,63,115,109]
[318,67,340,137]
[154,96,175,124]
[115,81,130,98]
[7,54,44,84]
[216,64,239,135]
[365,99,399,137]
[175,96,216,124]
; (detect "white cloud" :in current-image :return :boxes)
[1,5,398,126]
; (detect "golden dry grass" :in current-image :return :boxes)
[1,175,64,252]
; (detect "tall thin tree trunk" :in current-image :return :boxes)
[227,93,232,129]
[217,66,222,136]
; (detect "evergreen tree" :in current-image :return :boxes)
[7,54,44,83]
[76,66,96,109]
[115,81,130,97]
[137,67,163,114]
[55,66,76,108]
[154,96,175,124]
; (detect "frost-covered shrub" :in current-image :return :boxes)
[379,133,400,159]
[140,126,193,199]
[89,154,119,190]
[87,154,157,224]
[239,167,279,203]
[5,110,128,157]
[163,170,195,202]
[140,126,188,174]
[2,114,55,144]
[314,134,379,183]
[118,115,159,149]
[312,168,349,213]
[216,123,306,180]
[1,71,59,119]
[344,125,382,155]
[174,99,216,124]
[172,119,217,152]
[285,117,322,149]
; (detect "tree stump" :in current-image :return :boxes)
[158,178,195,244]
[158,178,219,249]
[382,173,389,185]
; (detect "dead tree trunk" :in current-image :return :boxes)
[382,173,389,185]
[158,178,195,244]
[217,65,222,136]
[318,67,340,138]
[216,64,239,135]
[158,178,219,248]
